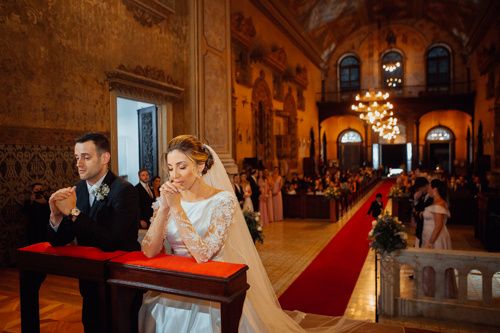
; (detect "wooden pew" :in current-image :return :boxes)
[17,244,249,333]
[17,242,125,333]
[107,252,249,333]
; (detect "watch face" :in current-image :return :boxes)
[71,208,81,216]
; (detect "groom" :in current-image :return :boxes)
[48,132,141,333]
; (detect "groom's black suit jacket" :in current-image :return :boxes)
[47,171,141,333]
[249,175,260,212]
[48,171,140,251]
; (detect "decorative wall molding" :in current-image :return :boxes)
[122,0,174,27]
[106,65,184,102]
[230,12,256,49]
[251,71,274,167]
[250,0,323,69]
[293,64,308,88]
[476,43,497,75]
[263,47,287,74]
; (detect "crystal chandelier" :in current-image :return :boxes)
[350,90,399,140]
[351,90,393,123]
[372,116,400,140]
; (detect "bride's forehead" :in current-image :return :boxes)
[167,150,193,164]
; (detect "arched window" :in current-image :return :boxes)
[382,51,403,89]
[339,56,360,92]
[426,127,452,141]
[340,130,362,143]
[427,46,450,89]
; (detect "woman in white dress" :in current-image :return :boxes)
[422,179,457,298]
[139,135,392,333]
[240,172,254,212]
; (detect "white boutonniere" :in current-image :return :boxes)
[95,184,110,201]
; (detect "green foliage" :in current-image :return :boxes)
[368,212,408,255]
[324,186,342,200]
[243,211,264,244]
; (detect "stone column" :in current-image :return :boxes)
[189,0,237,174]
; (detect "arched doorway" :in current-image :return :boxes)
[338,129,362,170]
[252,71,274,168]
[425,126,455,173]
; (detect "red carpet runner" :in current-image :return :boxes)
[279,180,393,316]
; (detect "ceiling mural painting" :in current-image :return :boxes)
[278,0,494,62]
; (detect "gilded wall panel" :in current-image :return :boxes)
[203,0,226,52]
[0,0,188,131]
[203,52,228,149]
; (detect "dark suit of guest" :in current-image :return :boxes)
[367,200,383,218]
[413,194,433,247]
[48,171,141,333]
[135,182,154,228]
[249,174,260,212]
[234,183,244,208]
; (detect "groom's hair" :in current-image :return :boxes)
[76,132,111,155]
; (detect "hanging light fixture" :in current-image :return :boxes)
[372,115,400,140]
[350,90,399,140]
[351,90,393,124]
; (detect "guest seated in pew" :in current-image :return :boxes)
[47,133,142,333]
[139,134,379,333]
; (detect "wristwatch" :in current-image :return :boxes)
[69,207,81,219]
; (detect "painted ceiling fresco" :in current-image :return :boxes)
[278,0,495,61]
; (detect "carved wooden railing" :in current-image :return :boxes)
[380,248,500,327]
[17,243,248,333]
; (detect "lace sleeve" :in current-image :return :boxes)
[170,193,236,263]
[141,201,169,258]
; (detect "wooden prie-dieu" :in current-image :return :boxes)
[17,243,249,333]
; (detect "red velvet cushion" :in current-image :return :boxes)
[110,251,247,278]
[19,242,126,261]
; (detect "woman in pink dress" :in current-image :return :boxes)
[258,170,270,226]
[271,167,283,221]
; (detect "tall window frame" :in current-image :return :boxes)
[426,45,451,90]
[339,55,360,92]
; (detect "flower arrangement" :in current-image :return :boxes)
[243,211,264,244]
[388,185,405,198]
[94,184,110,201]
[324,186,342,200]
[368,212,408,256]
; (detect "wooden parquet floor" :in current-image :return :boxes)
[0,270,83,333]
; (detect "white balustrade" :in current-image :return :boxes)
[379,248,500,326]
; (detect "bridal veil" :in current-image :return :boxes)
[202,144,368,332]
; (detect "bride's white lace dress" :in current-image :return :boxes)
[139,191,235,332]
[138,145,402,333]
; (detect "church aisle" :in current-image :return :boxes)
[277,181,393,316]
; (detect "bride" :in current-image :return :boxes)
[139,135,390,332]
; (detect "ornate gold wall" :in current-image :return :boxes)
[230,0,322,173]
[0,0,190,265]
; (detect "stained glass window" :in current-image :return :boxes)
[340,130,362,143]
[426,127,452,141]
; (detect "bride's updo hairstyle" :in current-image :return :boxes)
[165,135,214,175]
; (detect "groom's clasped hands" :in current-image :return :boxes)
[48,187,77,223]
